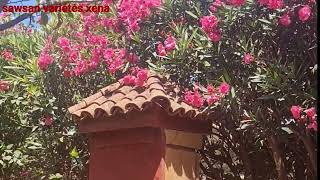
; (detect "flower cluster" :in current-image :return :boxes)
[258,0,284,10]
[291,106,317,131]
[123,69,148,87]
[1,49,14,61]
[51,27,140,77]
[117,0,161,33]
[157,35,177,56]
[0,80,10,92]
[209,0,224,13]
[278,5,312,27]
[184,82,230,108]
[38,36,54,71]
[200,15,221,42]
[226,0,246,7]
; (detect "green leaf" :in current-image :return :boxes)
[281,127,293,134]
[70,147,79,158]
[49,173,63,179]
[185,11,198,19]
[258,19,271,24]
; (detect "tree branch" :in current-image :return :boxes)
[0,12,33,31]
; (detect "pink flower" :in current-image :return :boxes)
[290,105,302,120]
[227,0,246,6]
[0,80,10,92]
[1,49,14,61]
[307,121,317,131]
[63,70,73,78]
[184,91,193,104]
[74,60,88,76]
[298,5,311,22]
[123,75,136,85]
[267,0,283,10]
[207,95,220,105]
[305,107,316,119]
[208,31,221,42]
[164,36,176,51]
[212,0,223,7]
[258,0,269,6]
[243,53,254,64]
[38,53,53,71]
[127,53,139,64]
[103,48,114,60]
[118,48,127,59]
[27,28,33,34]
[43,116,53,126]
[102,18,114,29]
[157,43,167,56]
[57,37,69,47]
[279,14,291,27]
[69,51,78,61]
[219,82,230,95]
[137,69,148,82]
[207,84,215,94]
[108,57,123,75]
[209,5,217,12]
[57,37,70,51]
[192,91,204,108]
[200,16,219,32]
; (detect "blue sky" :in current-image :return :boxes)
[7,0,39,28]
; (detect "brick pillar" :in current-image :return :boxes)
[164,130,203,180]
[88,127,166,180]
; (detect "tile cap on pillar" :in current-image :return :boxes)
[67,71,213,134]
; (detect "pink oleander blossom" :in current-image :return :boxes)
[200,15,219,32]
[192,91,204,108]
[307,121,317,131]
[219,82,230,95]
[127,53,139,64]
[57,37,70,49]
[42,116,54,126]
[243,53,254,64]
[279,14,291,27]
[123,75,136,85]
[207,84,215,94]
[157,43,167,56]
[0,80,10,92]
[184,90,204,108]
[298,5,311,22]
[103,48,114,60]
[1,49,14,61]
[227,0,246,6]
[267,0,283,10]
[164,36,176,51]
[63,70,73,78]
[208,31,221,42]
[291,105,302,120]
[137,69,148,82]
[305,107,316,119]
[207,95,220,105]
[38,53,53,71]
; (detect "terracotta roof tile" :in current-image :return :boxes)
[68,72,208,121]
